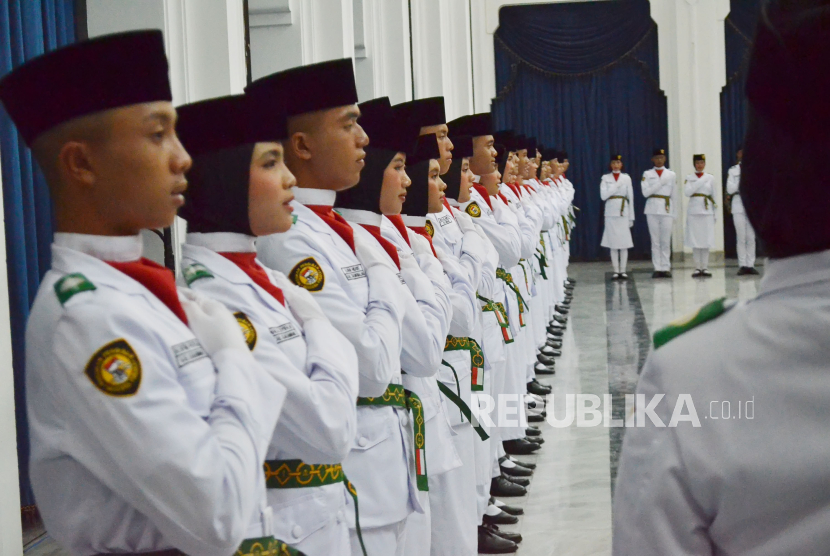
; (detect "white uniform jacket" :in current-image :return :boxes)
[726,164,744,214]
[26,233,286,556]
[614,249,830,556]
[180,233,360,549]
[256,190,418,529]
[641,168,678,217]
[600,173,635,221]
[684,172,718,215]
[464,188,523,269]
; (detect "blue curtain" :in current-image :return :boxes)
[720,0,761,259]
[1,0,76,513]
[492,0,668,262]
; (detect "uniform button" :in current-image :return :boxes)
[400,413,409,427]
[292,525,303,539]
[357,437,368,447]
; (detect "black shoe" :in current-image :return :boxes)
[547,326,564,336]
[619,272,629,280]
[535,365,555,376]
[504,474,530,487]
[527,381,551,396]
[566,278,576,284]
[510,458,536,470]
[611,272,621,280]
[530,377,551,389]
[692,269,703,278]
[486,524,523,544]
[546,340,563,350]
[537,354,556,366]
[701,270,713,278]
[502,462,534,477]
[525,427,541,437]
[545,348,562,357]
[527,413,544,422]
[483,509,520,526]
[490,475,527,497]
[526,425,540,431]
[539,345,559,357]
[665,271,673,278]
[652,271,661,278]
[737,267,748,276]
[496,503,524,516]
[503,438,541,455]
[525,436,544,445]
[553,314,567,325]
[478,525,519,554]
[746,267,760,275]
[554,304,570,314]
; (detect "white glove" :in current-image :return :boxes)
[354,233,398,272]
[454,211,478,234]
[270,271,327,326]
[179,289,249,357]
[410,233,434,258]
[460,230,486,260]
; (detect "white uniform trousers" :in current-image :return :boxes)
[646,214,674,271]
[301,518,350,556]
[733,212,757,268]
[500,337,528,441]
[352,519,407,556]
[429,424,477,556]
[402,491,430,556]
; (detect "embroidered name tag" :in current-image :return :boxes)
[270,323,301,344]
[438,214,454,227]
[341,264,366,281]
[172,339,208,367]
[397,272,407,285]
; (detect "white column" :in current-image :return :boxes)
[353,0,412,104]
[87,0,247,267]
[0,156,23,556]
[249,0,355,80]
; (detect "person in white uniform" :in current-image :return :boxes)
[600,154,635,279]
[641,148,677,278]
[0,31,290,556]
[252,60,417,556]
[175,94,361,556]
[726,147,759,275]
[614,3,830,552]
[684,154,717,278]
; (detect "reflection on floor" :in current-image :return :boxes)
[22,259,763,556]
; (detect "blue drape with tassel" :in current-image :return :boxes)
[720,0,762,259]
[1,0,76,512]
[492,0,668,261]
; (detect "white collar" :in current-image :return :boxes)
[759,249,830,298]
[401,215,427,226]
[472,174,482,184]
[336,208,382,226]
[655,167,666,171]
[446,198,460,207]
[612,171,621,175]
[294,188,336,206]
[186,232,256,253]
[53,232,142,262]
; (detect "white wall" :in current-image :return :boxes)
[0,155,23,556]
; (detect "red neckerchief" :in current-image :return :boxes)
[471,185,494,210]
[385,215,411,247]
[307,205,356,253]
[522,183,534,194]
[219,252,285,306]
[656,169,664,178]
[360,224,401,269]
[508,182,523,198]
[442,198,455,215]
[613,173,620,182]
[497,192,509,205]
[409,226,439,257]
[696,172,704,178]
[107,258,188,324]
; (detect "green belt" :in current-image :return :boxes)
[477,294,513,344]
[358,384,429,492]
[648,194,671,213]
[691,193,716,210]
[236,536,305,556]
[608,195,628,216]
[561,216,571,241]
[444,336,485,391]
[495,269,527,326]
[535,249,548,280]
[263,460,365,556]
[438,360,490,441]
[518,259,532,291]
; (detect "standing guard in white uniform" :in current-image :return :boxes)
[641,148,677,278]
[175,94,361,556]
[0,31,290,556]
[615,4,830,552]
[252,60,416,556]
[726,147,759,275]
[684,154,717,278]
[600,154,635,279]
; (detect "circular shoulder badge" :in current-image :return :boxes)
[289,257,325,292]
[84,338,142,397]
[425,221,435,237]
[465,202,482,218]
[233,312,258,351]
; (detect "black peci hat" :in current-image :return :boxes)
[448,113,493,138]
[245,59,358,117]
[357,97,419,155]
[493,130,516,151]
[393,97,447,129]
[610,154,623,162]
[560,150,569,160]
[653,148,667,157]
[0,30,172,145]
[693,154,706,162]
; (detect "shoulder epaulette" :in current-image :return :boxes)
[653,297,734,349]
[54,273,96,305]
[182,263,214,286]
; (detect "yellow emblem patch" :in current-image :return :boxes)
[289,257,325,292]
[425,221,435,237]
[234,312,258,351]
[85,339,142,397]
[465,202,482,218]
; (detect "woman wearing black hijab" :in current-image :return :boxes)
[176,93,361,556]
